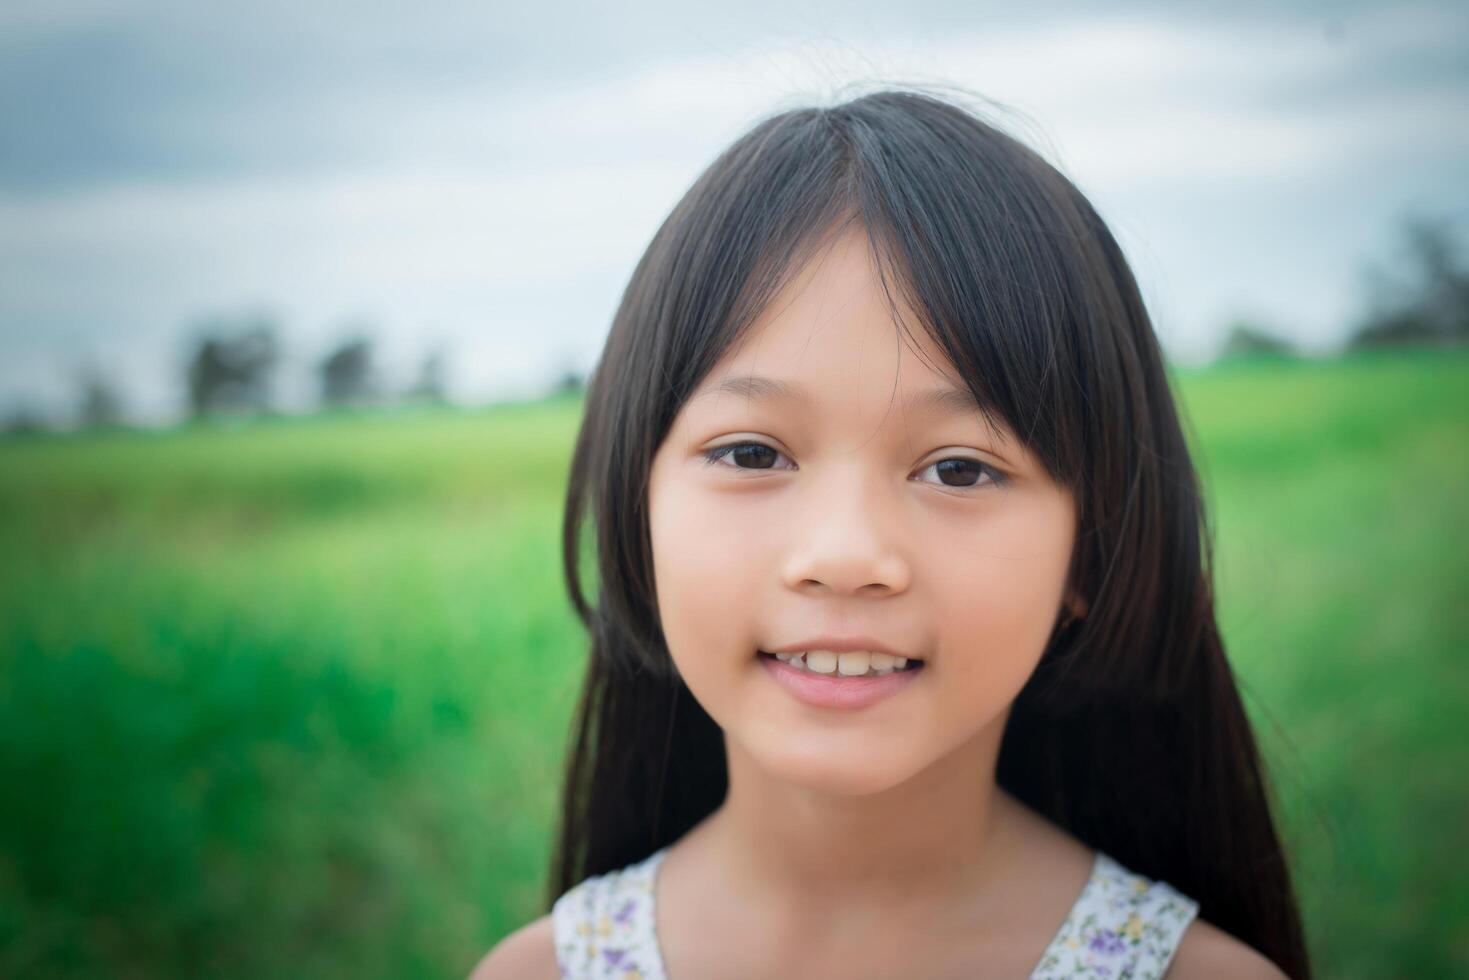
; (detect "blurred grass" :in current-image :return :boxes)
[1,355,1466,978]
[1173,350,1469,977]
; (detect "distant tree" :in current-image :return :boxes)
[552,369,585,396]
[75,364,126,429]
[1348,215,1469,350]
[406,348,449,405]
[548,352,586,397]
[184,314,280,418]
[2,405,49,437]
[1217,320,1299,360]
[318,335,378,409]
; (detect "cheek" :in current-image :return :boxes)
[650,477,757,578]
[926,495,1074,698]
[648,473,767,682]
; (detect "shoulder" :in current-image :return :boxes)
[466,913,559,980]
[1166,917,1289,979]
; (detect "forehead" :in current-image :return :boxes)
[688,224,1002,430]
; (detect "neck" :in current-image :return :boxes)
[700,711,1023,913]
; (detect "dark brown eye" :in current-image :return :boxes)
[937,459,980,486]
[918,457,1006,490]
[703,442,786,470]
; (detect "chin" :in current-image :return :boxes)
[739,730,924,797]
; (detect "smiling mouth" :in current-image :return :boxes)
[756,650,924,676]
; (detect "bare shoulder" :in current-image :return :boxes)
[466,913,559,980]
[1167,917,1289,979]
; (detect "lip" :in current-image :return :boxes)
[757,651,924,710]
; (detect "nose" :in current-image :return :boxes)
[778,471,912,597]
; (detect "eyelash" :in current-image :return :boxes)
[699,441,1009,492]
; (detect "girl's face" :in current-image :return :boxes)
[647,225,1080,796]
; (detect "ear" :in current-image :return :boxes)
[1060,590,1088,624]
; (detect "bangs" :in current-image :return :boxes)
[658,90,1113,490]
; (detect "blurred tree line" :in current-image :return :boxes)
[1349,216,1469,349]
[173,320,587,426]
[1218,214,1469,359]
[182,316,456,420]
[4,214,1463,435]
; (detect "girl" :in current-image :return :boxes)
[474,85,1310,979]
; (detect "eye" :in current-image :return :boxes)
[701,441,1008,492]
[701,441,792,471]
[914,457,1008,491]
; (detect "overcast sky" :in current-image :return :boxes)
[2,0,1467,425]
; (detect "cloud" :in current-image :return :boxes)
[1,2,1466,422]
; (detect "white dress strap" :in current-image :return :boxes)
[551,846,670,979]
[1028,851,1200,979]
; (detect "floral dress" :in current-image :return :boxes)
[551,846,1199,979]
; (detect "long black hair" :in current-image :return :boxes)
[549,84,1310,978]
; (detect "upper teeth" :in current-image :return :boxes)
[774,650,913,676]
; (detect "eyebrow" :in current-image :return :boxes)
[696,374,986,418]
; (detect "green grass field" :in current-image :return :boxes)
[1,351,1465,978]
